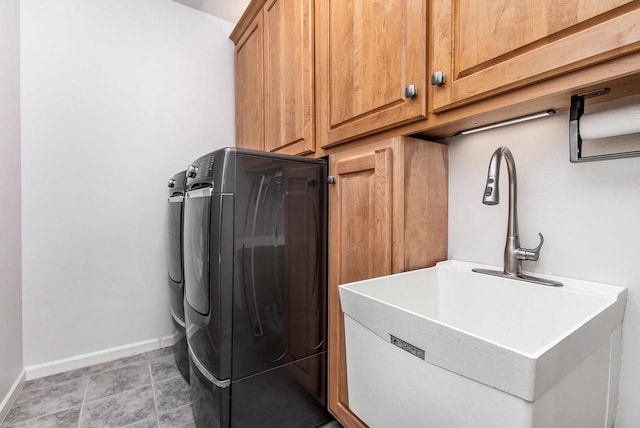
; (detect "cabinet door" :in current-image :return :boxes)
[328,147,393,427]
[264,0,315,155]
[432,0,640,112]
[235,12,265,151]
[317,0,427,148]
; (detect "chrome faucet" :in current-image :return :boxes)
[472,147,562,287]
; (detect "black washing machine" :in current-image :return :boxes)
[167,170,189,383]
[183,148,332,427]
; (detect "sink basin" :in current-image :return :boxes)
[339,260,627,428]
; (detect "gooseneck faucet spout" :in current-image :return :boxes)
[473,146,562,286]
[483,147,522,275]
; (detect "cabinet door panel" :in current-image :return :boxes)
[264,0,315,155]
[432,0,640,111]
[329,2,403,125]
[317,0,427,147]
[235,13,265,151]
[328,148,392,427]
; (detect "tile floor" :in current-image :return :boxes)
[1,347,194,428]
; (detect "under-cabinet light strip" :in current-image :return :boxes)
[458,110,556,135]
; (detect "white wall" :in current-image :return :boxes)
[448,112,640,427]
[21,0,235,368]
[171,0,250,25]
[0,0,24,408]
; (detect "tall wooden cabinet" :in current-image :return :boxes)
[234,11,265,151]
[316,0,428,148]
[264,0,315,155]
[327,137,448,427]
[233,0,315,155]
[431,0,640,112]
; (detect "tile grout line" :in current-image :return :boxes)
[75,382,157,427]
[76,375,91,428]
[149,361,161,428]
[6,353,169,428]
[3,404,84,428]
[3,378,88,427]
[170,402,191,412]
[77,364,151,427]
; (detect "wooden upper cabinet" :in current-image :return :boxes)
[316,0,428,148]
[431,0,640,112]
[328,137,448,427]
[235,11,265,151]
[264,0,315,155]
[233,0,314,155]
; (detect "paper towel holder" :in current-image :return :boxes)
[570,88,640,162]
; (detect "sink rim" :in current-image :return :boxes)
[352,260,627,360]
[340,259,626,358]
[339,259,627,401]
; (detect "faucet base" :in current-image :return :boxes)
[472,268,563,287]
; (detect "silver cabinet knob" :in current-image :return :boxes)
[327,176,336,185]
[186,165,198,178]
[431,71,446,86]
[405,85,418,99]
[167,178,176,188]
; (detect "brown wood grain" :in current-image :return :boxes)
[235,12,265,151]
[457,0,632,73]
[327,137,448,427]
[432,0,640,111]
[234,0,640,150]
[373,148,394,277]
[329,141,392,428]
[230,0,267,44]
[402,139,448,270]
[264,0,315,155]
[316,0,428,148]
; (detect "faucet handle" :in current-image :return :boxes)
[516,233,544,261]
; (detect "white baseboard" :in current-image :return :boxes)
[24,333,179,381]
[0,369,25,424]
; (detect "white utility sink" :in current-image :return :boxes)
[339,260,627,428]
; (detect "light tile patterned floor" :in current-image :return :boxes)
[1,347,194,428]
